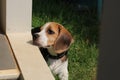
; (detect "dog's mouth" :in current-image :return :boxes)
[32,35,42,46]
[33,40,51,48]
[33,40,40,46]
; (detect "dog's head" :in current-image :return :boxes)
[31,22,74,53]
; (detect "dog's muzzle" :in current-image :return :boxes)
[31,27,41,40]
[33,34,39,40]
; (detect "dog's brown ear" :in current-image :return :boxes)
[54,26,74,53]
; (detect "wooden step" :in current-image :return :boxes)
[0,34,20,79]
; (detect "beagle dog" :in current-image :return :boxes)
[31,22,73,80]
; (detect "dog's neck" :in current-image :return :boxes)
[40,46,68,61]
[47,46,57,56]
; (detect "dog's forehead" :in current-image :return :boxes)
[43,22,60,31]
[42,22,51,29]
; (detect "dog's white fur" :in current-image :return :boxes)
[37,23,49,47]
[47,46,68,80]
[48,58,68,80]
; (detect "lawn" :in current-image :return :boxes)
[32,0,99,80]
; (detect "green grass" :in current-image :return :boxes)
[32,0,99,80]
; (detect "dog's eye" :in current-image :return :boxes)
[47,29,55,34]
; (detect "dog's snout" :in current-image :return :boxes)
[33,34,39,40]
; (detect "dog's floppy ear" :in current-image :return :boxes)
[54,25,74,53]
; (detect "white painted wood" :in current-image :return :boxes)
[0,0,55,80]
[0,34,20,79]
[7,33,55,80]
[0,0,54,80]
[0,69,19,80]
[6,0,32,33]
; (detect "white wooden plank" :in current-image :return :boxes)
[0,69,19,80]
[0,34,20,79]
[6,0,32,33]
[7,32,55,80]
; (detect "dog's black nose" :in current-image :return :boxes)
[33,34,39,40]
[31,27,41,40]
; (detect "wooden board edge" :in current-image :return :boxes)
[0,69,20,79]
